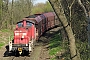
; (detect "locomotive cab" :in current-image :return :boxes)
[9,20,36,55]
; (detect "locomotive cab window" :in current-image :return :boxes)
[17,22,23,27]
[26,22,32,27]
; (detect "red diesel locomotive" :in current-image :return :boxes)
[9,12,55,55]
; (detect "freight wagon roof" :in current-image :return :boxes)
[25,15,36,18]
[22,12,55,24]
[22,14,42,23]
[43,12,55,17]
[35,14,46,23]
[25,14,42,18]
[35,15,43,23]
[40,14,46,19]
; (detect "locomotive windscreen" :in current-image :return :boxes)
[17,22,23,27]
[26,21,32,27]
[17,21,33,28]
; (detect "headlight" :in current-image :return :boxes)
[15,33,19,35]
[23,33,27,35]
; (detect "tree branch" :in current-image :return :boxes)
[77,0,88,17]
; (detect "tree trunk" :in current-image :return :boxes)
[0,0,2,29]
[27,0,32,15]
[49,0,80,60]
[11,0,14,30]
[6,0,9,28]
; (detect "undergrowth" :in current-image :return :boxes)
[49,34,63,60]
[49,33,88,60]
[1,29,11,32]
[0,29,13,48]
[0,43,4,49]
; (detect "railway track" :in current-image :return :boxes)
[10,56,27,60]
[0,56,28,60]
[0,42,43,60]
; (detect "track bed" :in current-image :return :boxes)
[0,27,61,60]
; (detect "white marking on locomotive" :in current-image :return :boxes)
[29,41,32,52]
[29,38,34,52]
[9,41,12,51]
[35,28,36,40]
[26,44,28,46]
[22,35,24,38]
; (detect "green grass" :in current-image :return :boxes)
[0,29,13,48]
[49,47,62,55]
[0,29,13,38]
[1,29,11,32]
[0,43,4,49]
[0,29,13,35]
[49,34,62,60]
[0,34,2,36]
[9,35,14,41]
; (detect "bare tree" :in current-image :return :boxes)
[0,0,3,28]
[48,0,81,60]
[2,0,9,28]
[26,0,32,15]
[10,0,14,29]
[77,0,90,59]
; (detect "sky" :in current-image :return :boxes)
[34,0,48,5]
[9,0,48,5]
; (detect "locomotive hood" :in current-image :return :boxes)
[14,28,28,34]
